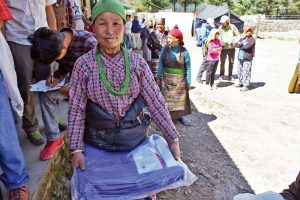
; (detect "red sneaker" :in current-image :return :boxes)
[39,137,64,161]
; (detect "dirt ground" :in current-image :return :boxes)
[54,38,300,200]
[156,37,300,200]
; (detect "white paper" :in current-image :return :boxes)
[30,78,65,92]
[132,143,163,174]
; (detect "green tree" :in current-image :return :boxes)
[140,0,169,12]
[191,0,202,12]
[232,0,260,15]
[169,0,177,11]
[179,0,190,12]
[288,0,300,14]
[208,0,234,9]
[253,0,300,15]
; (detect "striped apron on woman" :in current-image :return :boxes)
[161,46,191,121]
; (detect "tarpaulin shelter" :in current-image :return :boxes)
[196,5,244,33]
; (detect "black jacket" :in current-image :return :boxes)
[236,36,256,61]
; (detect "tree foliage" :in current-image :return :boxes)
[232,0,300,15]
[139,0,169,12]
[232,0,260,15]
[169,0,177,11]
[190,0,202,12]
[179,0,190,12]
[125,0,300,15]
[208,0,234,9]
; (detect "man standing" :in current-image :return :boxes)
[70,0,85,30]
[0,1,29,199]
[196,18,215,83]
[218,15,240,81]
[131,15,142,50]
[4,0,57,145]
[140,18,154,66]
[124,14,133,50]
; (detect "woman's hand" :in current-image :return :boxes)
[58,84,70,96]
[169,140,181,160]
[71,152,85,172]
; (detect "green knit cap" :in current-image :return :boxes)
[92,0,126,23]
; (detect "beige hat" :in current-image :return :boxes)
[220,15,229,23]
[206,18,215,27]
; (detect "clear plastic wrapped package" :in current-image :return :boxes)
[71,134,197,200]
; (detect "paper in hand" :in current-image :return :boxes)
[30,78,65,92]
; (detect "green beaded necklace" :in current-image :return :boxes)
[96,46,130,96]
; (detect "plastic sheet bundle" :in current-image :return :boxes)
[71,134,197,200]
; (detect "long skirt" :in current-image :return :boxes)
[150,59,159,77]
[161,69,191,122]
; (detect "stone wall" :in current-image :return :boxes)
[259,20,300,32]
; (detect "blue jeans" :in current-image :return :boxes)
[38,89,67,141]
[0,71,29,189]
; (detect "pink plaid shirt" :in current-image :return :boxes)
[68,48,179,150]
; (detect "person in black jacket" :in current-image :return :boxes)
[147,18,168,79]
[234,26,256,91]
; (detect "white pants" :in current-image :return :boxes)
[132,32,141,49]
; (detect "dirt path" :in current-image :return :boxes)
[157,38,300,199]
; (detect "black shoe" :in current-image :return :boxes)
[27,130,45,145]
[58,119,68,132]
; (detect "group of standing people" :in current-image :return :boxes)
[0,0,191,199]
[0,0,57,199]
[124,14,145,50]
[140,16,192,125]
[196,15,256,91]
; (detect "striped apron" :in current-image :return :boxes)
[150,59,159,77]
[161,46,191,120]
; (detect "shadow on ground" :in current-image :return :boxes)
[157,100,253,200]
[249,82,266,90]
[217,81,235,88]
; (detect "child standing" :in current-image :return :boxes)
[235,26,256,91]
[204,28,222,89]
